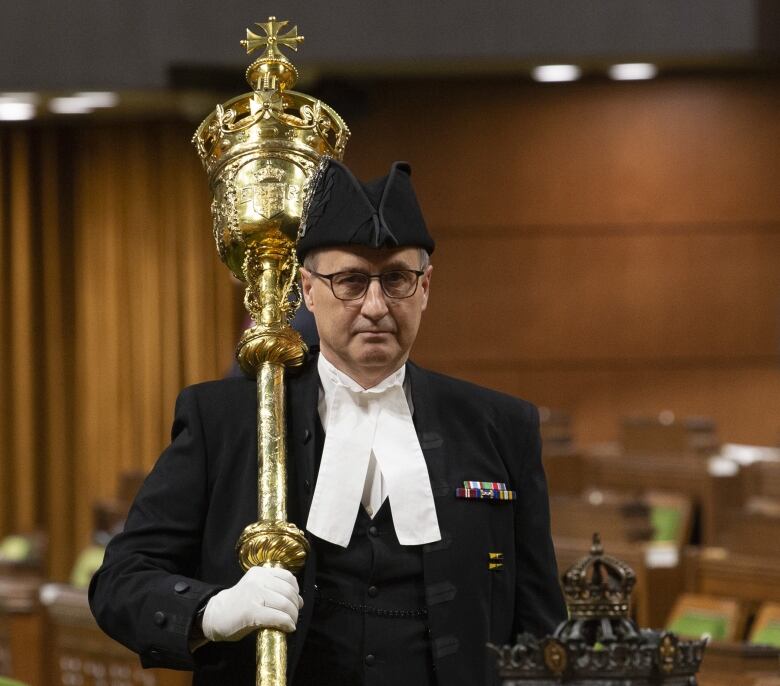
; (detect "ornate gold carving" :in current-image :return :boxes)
[237,521,310,573]
[562,532,636,620]
[237,326,306,372]
[659,632,678,673]
[542,639,568,676]
[239,239,305,339]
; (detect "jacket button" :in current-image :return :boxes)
[303,428,311,443]
[304,480,311,494]
[368,526,379,537]
[174,581,190,593]
[365,654,376,666]
[153,611,166,627]
[367,585,378,598]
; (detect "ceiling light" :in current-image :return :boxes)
[608,63,658,81]
[49,97,94,114]
[0,93,40,120]
[531,64,581,83]
[0,102,36,121]
[48,92,120,115]
[73,92,119,108]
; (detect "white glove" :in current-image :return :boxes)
[201,566,303,642]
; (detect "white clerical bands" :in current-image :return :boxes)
[305,355,441,548]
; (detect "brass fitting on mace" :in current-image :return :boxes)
[193,17,350,686]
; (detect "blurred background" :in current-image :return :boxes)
[1,2,780,683]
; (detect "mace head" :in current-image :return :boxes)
[193,17,350,282]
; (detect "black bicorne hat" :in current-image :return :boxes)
[296,158,434,261]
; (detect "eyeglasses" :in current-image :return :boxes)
[308,269,425,301]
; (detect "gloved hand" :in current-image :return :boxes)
[201,566,303,642]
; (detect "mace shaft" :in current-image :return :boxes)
[256,362,288,686]
[257,362,287,521]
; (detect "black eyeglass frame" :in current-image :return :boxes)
[307,268,426,301]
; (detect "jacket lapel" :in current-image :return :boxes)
[408,361,450,497]
[285,353,321,677]
[407,362,456,546]
[408,361,462,666]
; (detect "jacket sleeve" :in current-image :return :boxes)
[88,386,223,670]
[507,403,567,636]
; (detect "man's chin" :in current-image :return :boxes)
[354,344,401,368]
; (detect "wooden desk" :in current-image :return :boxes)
[41,584,189,686]
[583,451,711,504]
[751,602,780,647]
[0,574,45,685]
[697,642,780,686]
[685,547,780,614]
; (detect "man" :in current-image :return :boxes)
[89,159,566,685]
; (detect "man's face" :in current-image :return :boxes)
[300,245,432,387]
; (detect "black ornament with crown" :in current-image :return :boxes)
[490,534,706,685]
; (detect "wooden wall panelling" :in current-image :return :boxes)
[543,453,583,495]
[342,76,780,446]
[416,230,780,362]
[398,363,780,446]
[348,78,780,226]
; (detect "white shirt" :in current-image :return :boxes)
[304,354,441,547]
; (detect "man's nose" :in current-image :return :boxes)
[360,279,389,319]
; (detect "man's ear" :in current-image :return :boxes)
[300,268,315,312]
[420,265,432,312]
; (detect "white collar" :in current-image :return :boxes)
[305,354,441,547]
[318,353,406,394]
[317,355,414,427]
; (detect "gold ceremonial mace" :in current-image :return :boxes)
[193,18,350,685]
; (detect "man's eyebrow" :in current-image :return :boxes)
[381,260,417,270]
[327,263,369,273]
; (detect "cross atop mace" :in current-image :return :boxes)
[242,17,305,60]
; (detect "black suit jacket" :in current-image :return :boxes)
[89,356,566,685]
